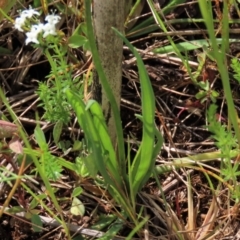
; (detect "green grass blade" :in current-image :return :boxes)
[153,38,240,54]
[112,28,157,196]
[198,0,240,146]
[88,100,121,184]
[65,89,113,184]
[162,0,187,14]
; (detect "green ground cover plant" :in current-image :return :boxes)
[1,0,240,239]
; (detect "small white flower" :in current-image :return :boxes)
[14,7,40,32]
[36,23,44,32]
[14,16,27,32]
[45,14,61,25]
[42,22,57,38]
[25,24,43,45]
[20,8,40,19]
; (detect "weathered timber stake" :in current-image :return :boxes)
[92,0,125,147]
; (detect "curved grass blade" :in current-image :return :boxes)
[113,28,159,197]
[87,99,121,184]
[66,90,129,194]
[65,89,112,184]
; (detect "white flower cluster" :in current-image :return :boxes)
[14,7,61,45]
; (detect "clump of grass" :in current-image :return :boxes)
[2,0,240,239]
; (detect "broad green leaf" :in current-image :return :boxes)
[195,91,207,100]
[74,157,90,177]
[210,91,219,103]
[70,197,85,216]
[68,35,88,48]
[31,214,42,232]
[72,187,83,197]
[211,90,219,98]
[72,140,82,152]
[81,154,98,177]
[68,23,89,49]
[198,81,209,91]
[88,100,119,179]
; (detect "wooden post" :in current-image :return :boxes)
[92,0,125,147]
